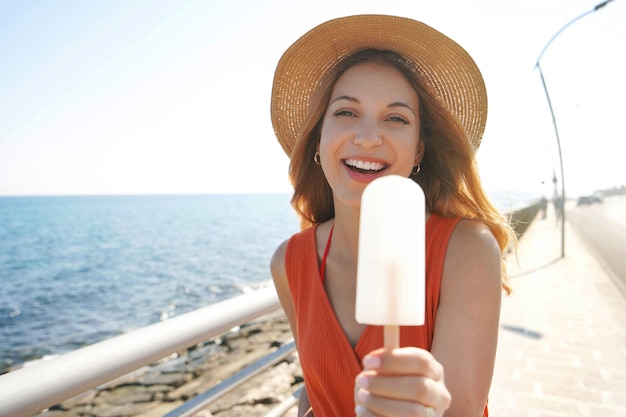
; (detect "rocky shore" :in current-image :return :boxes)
[36,311,302,417]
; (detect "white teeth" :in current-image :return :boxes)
[345,159,385,171]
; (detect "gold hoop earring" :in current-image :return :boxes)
[411,163,421,175]
[314,151,321,165]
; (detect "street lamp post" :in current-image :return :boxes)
[534,0,616,258]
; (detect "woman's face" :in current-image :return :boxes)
[319,61,424,210]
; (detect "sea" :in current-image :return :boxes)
[0,191,536,373]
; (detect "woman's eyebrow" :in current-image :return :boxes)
[388,102,416,116]
[329,95,359,105]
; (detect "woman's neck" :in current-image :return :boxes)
[330,202,361,261]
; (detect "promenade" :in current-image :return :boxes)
[489,207,626,416]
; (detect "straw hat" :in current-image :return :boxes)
[271,14,487,156]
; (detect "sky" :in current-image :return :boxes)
[1,0,624,198]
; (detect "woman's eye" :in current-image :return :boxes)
[387,115,409,124]
[334,109,356,117]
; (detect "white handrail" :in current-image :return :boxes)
[0,286,280,417]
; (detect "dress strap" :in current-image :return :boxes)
[319,225,334,282]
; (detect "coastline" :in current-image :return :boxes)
[36,310,301,417]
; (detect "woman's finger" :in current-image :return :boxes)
[355,387,440,417]
[363,347,445,381]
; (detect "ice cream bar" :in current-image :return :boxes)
[356,175,425,347]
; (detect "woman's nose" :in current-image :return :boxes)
[352,118,382,148]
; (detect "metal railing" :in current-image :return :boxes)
[164,340,299,417]
[0,286,282,417]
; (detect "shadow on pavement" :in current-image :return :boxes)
[499,324,543,339]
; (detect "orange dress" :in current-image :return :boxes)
[285,214,489,416]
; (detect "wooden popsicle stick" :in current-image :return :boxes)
[384,325,400,350]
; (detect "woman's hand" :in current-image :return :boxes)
[354,347,451,416]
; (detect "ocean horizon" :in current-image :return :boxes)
[0,191,538,372]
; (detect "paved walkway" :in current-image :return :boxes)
[489,208,626,416]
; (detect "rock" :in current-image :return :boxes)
[49,389,98,411]
[94,386,155,405]
[89,401,158,417]
[139,371,194,388]
[242,362,297,404]
[134,401,186,417]
[164,372,221,402]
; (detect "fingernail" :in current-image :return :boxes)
[355,374,369,389]
[357,388,370,402]
[363,355,381,369]
[355,405,366,415]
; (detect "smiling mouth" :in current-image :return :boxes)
[343,159,388,173]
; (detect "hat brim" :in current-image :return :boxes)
[271,14,487,156]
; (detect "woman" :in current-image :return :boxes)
[270,15,515,417]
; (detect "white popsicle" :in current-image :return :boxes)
[356,175,426,348]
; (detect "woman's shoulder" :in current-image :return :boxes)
[270,238,290,277]
[446,218,502,274]
[270,224,319,274]
[453,218,498,246]
[429,214,497,247]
